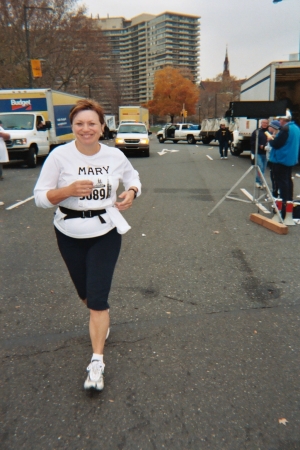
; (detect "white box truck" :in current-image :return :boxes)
[0,88,85,167]
[231,60,300,156]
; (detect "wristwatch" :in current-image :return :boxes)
[128,188,137,199]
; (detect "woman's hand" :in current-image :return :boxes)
[68,180,94,197]
[115,190,136,211]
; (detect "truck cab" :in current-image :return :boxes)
[0,112,51,167]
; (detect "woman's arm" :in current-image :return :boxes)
[34,151,91,208]
[46,181,94,205]
[0,131,10,140]
[114,156,141,211]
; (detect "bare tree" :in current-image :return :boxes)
[0,0,121,113]
[199,73,245,119]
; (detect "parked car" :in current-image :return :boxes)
[114,122,151,157]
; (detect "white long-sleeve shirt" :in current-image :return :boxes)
[34,141,141,238]
[0,126,9,163]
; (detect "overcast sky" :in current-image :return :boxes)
[81,0,300,81]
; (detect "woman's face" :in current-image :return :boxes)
[72,110,104,147]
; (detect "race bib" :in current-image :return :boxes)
[77,175,117,208]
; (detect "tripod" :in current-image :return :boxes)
[208,119,283,222]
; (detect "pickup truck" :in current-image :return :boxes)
[157,123,201,144]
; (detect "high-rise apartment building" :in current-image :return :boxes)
[92,11,200,105]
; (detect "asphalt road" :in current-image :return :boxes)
[1,138,300,450]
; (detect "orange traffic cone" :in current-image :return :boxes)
[272,199,282,222]
[283,201,295,226]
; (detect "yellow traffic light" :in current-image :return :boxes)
[184,110,188,118]
[31,59,42,78]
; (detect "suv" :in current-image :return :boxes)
[115,122,151,157]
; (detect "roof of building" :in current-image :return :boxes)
[91,11,200,30]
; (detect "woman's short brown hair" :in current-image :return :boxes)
[69,99,105,125]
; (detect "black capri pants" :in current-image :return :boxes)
[55,227,122,311]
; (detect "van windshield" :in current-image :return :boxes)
[0,114,34,130]
[118,124,147,134]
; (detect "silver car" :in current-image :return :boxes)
[115,122,151,157]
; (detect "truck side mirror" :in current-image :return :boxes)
[45,121,51,130]
[148,131,152,135]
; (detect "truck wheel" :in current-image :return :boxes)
[187,135,196,144]
[158,136,165,143]
[144,148,150,157]
[26,146,37,168]
[202,137,211,145]
[230,143,242,156]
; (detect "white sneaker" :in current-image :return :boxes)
[255,183,261,189]
[84,360,105,390]
[0,202,4,206]
[220,157,224,159]
[224,157,228,159]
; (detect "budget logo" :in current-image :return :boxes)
[11,99,32,111]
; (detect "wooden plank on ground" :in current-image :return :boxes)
[250,213,288,235]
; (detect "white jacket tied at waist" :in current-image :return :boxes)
[105,205,131,234]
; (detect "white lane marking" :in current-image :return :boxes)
[157,149,180,156]
[206,155,213,160]
[157,148,168,155]
[6,196,34,210]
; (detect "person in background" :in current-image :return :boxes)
[0,120,10,181]
[265,120,281,198]
[215,120,231,159]
[103,123,110,140]
[36,117,46,130]
[34,99,141,392]
[267,110,300,218]
[250,119,269,188]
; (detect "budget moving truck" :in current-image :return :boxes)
[119,106,149,129]
[230,60,300,156]
[0,89,85,167]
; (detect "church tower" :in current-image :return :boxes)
[222,46,230,79]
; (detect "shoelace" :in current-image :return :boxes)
[87,361,105,382]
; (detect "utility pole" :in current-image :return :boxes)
[24,4,54,88]
[24,6,32,88]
